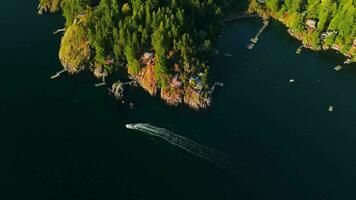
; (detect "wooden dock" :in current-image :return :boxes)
[53,28,66,35]
[296,45,303,54]
[95,76,106,87]
[50,69,67,79]
[247,20,269,50]
[206,82,224,105]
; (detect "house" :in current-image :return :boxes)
[321,30,337,40]
[105,58,114,65]
[170,74,182,88]
[332,44,340,51]
[141,52,155,65]
[306,19,317,29]
[189,76,203,92]
[173,63,181,72]
[257,0,265,4]
[353,39,356,48]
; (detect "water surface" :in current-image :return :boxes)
[1,1,356,199]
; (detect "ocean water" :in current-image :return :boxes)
[1,1,356,199]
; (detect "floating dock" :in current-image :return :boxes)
[334,65,342,71]
[296,45,303,54]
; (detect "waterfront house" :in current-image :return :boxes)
[306,19,317,29]
[170,74,182,88]
[141,52,155,65]
[189,76,203,92]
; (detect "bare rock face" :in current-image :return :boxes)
[183,88,209,109]
[161,86,184,106]
[135,65,158,96]
[94,66,107,78]
[59,24,90,74]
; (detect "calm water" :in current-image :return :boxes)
[2,1,356,199]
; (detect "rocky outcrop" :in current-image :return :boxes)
[161,86,184,106]
[183,88,210,109]
[135,65,210,109]
[59,24,90,74]
[135,65,158,96]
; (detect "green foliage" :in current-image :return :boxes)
[254,0,356,57]
[45,0,223,85]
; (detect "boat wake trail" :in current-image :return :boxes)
[126,123,248,174]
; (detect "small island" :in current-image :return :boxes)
[38,0,236,109]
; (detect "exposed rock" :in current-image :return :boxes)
[59,24,90,74]
[183,87,209,109]
[161,86,184,106]
[135,65,158,96]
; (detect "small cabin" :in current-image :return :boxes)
[189,76,203,92]
[141,52,155,65]
[332,44,340,51]
[306,19,317,29]
[170,74,182,88]
[106,58,114,65]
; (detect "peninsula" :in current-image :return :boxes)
[39,0,233,109]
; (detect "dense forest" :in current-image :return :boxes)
[39,0,225,84]
[39,0,231,108]
[39,0,356,108]
[250,0,356,62]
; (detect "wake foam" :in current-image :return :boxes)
[126,123,247,174]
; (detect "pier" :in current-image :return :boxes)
[95,76,106,87]
[109,79,138,100]
[247,20,269,50]
[296,45,303,54]
[53,28,66,35]
[50,69,67,79]
[207,82,224,103]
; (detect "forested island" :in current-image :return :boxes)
[249,0,356,63]
[39,0,355,109]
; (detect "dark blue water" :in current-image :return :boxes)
[1,1,356,199]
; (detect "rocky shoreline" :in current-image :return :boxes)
[134,65,211,109]
[249,2,355,63]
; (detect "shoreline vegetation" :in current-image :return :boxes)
[39,0,355,109]
[38,0,236,109]
[248,0,356,64]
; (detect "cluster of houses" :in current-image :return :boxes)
[140,51,205,93]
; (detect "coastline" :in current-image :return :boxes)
[248,1,356,64]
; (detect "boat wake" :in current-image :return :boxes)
[126,123,248,174]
